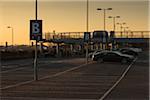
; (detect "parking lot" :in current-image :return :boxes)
[0,50,149,100]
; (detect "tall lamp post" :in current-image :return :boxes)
[85,0,89,64]
[116,22,126,38]
[108,16,120,50]
[7,26,14,46]
[108,16,120,32]
[122,26,129,38]
[97,8,112,31]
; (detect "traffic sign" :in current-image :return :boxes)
[93,31,108,43]
[84,32,91,42]
[30,20,42,41]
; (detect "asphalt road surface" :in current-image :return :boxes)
[0,50,149,100]
[1,57,85,88]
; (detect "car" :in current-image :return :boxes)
[129,47,142,53]
[88,50,103,59]
[120,47,142,53]
[92,50,134,64]
[119,49,138,57]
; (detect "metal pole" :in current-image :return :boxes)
[120,25,122,38]
[0,49,1,90]
[113,17,115,32]
[112,17,115,50]
[104,9,106,31]
[87,0,89,32]
[124,27,126,38]
[12,28,14,46]
[102,9,106,49]
[36,0,37,20]
[86,0,89,64]
[34,0,38,81]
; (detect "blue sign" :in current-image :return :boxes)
[84,32,91,42]
[30,20,42,41]
[93,31,108,43]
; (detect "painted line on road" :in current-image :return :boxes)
[0,61,94,90]
[0,61,63,74]
[39,61,94,80]
[0,80,35,90]
[98,57,138,100]
[0,58,85,74]
[1,67,29,74]
[1,97,96,100]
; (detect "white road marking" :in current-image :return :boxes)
[0,61,94,90]
[1,67,29,74]
[39,61,94,80]
[98,57,138,100]
[1,97,96,100]
[0,58,85,73]
[0,64,31,74]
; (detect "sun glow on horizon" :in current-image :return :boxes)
[0,0,149,45]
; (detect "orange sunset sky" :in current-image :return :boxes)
[0,0,149,45]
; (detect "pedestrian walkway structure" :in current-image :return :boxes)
[44,31,149,44]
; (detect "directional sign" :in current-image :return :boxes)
[102,31,108,43]
[30,20,42,41]
[93,31,108,43]
[84,32,91,42]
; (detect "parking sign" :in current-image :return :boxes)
[30,20,42,41]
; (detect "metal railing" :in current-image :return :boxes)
[45,32,84,40]
[45,31,150,40]
[115,31,149,38]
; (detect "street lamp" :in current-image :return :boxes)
[97,8,112,31]
[122,26,129,38]
[7,26,14,46]
[116,22,126,38]
[127,30,132,38]
[86,0,89,64]
[108,16,120,32]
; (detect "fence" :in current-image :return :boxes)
[45,31,149,40]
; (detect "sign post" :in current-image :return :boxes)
[84,32,90,64]
[30,20,42,81]
[110,31,115,49]
[29,0,42,81]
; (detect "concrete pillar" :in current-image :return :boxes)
[96,43,99,50]
[79,45,81,51]
[40,42,43,53]
[102,44,105,50]
[5,42,8,48]
[91,44,93,51]
[31,42,34,46]
[70,44,73,56]
[70,44,73,52]
[56,43,59,56]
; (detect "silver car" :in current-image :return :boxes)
[92,50,135,64]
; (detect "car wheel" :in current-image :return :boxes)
[134,53,138,57]
[121,58,127,64]
[97,58,103,63]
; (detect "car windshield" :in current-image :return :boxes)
[111,51,122,56]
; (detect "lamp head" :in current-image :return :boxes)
[108,16,112,18]
[107,8,112,10]
[116,16,120,18]
[97,8,102,10]
[7,26,11,28]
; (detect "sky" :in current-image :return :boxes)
[0,0,149,45]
